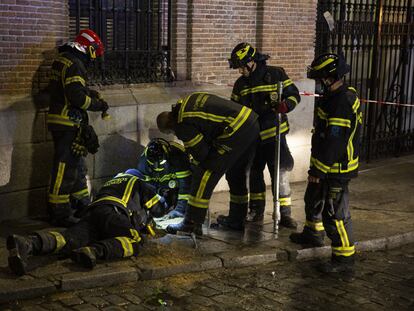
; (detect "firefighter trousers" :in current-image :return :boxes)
[48,130,90,223]
[304,178,355,262]
[186,120,260,224]
[44,205,142,260]
[249,135,294,216]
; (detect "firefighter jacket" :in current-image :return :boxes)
[231,63,300,143]
[309,84,362,179]
[171,92,258,169]
[134,142,191,209]
[89,172,167,230]
[47,46,106,131]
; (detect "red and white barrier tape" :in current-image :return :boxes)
[299,91,414,108]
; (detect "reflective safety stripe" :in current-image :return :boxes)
[283,79,293,88]
[182,111,229,122]
[317,107,328,120]
[259,121,289,140]
[72,188,89,199]
[94,176,138,208]
[47,114,77,127]
[145,194,161,209]
[115,237,134,257]
[49,231,66,252]
[170,141,186,152]
[129,229,142,242]
[230,193,249,204]
[81,95,91,110]
[240,84,279,96]
[328,118,351,128]
[178,194,189,200]
[48,193,70,204]
[334,220,350,247]
[332,245,355,257]
[188,195,209,208]
[56,56,73,67]
[287,96,298,106]
[310,156,330,173]
[250,192,266,201]
[313,57,335,70]
[217,106,252,139]
[305,220,325,231]
[175,170,191,179]
[52,162,66,195]
[347,97,361,161]
[280,197,291,206]
[184,133,203,148]
[310,157,359,174]
[64,76,86,86]
[231,93,240,102]
[196,170,212,198]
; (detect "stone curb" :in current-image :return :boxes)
[1,231,413,304]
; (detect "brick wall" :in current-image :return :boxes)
[176,0,317,85]
[0,0,68,97]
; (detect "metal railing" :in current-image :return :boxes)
[69,0,173,84]
[316,0,414,161]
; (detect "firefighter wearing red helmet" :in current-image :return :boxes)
[218,42,300,230]
[46,29,109,227]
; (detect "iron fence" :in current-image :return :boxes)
[69,0,173,84]
[316,0,414,161]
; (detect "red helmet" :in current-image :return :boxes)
[74,29,104,59]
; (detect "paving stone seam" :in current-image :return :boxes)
[1,231,413,304]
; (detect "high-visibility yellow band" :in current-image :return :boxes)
[259,122,289,140]
[196,170,212,198]
[65,76,86,86]
[328,118,351,128]
[283,79,293,87]
[230,193,249,204]
[305,220,325,231]
[129,229,142,242]
[332,245,355,257]
[145,194,161,209]
[81,95,91,110]
[184,133,203,148]
[72,188,89,199]
[240,84,279,96]
[231,93,240,102]
[178,194,189,200]
[188,195,209,208]
[250,192,266,201]
[49,231,66,253]
[48,193,70,204]
[52,162,66,195]
[280,197,291,206]
[115,237,134,257]
[313,58,335,70]
[287,96,298,106]
[175,170,191,178]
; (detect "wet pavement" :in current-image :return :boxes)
[2,243,414,310]
[0,155,413,304]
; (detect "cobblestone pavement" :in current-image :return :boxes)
[2,244,413,311]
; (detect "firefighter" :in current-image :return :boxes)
[290,53,362,274]
[47,29,109,227]
[7,171,172,276]
[157,92,260,235]
[127,138,192,219]
[222,42,300,229]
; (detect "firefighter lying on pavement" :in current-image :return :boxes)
[126,138,192,219]
[47,29,109,227]
[7,171,173,276]
[157,92,260,235]
[290,53,362,274]
[225,42,300,229]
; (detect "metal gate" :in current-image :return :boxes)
[316,0,414,161]
[69,0,173,85]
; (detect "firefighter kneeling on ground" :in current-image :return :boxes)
[47,29,110,227]
[127,138,192,219]
[290,53,362,275]
[7,171,173,276]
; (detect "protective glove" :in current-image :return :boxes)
[165,209,185,219]
[71,131,88,157]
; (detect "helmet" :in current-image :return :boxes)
[228,42,269,69]
[74,29,104,59]
[307,53,350,80]
[145,138,170,171]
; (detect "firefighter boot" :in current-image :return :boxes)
[280,206,297,229]
[246,205,265,222]
[289,227,325,247]
[318,255,355,279]
[71,246,104,269]
[7,234,41,276]
[166,218,203,236]
[216,204,248,231]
